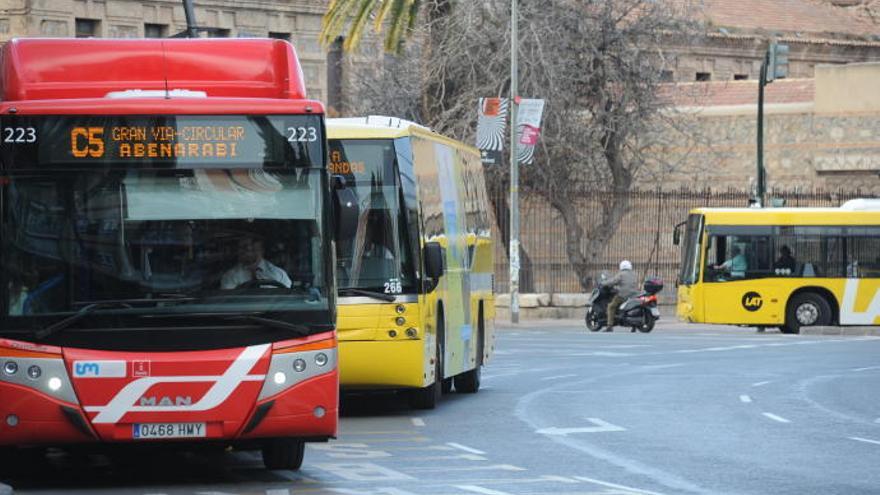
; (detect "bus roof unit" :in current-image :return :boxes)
[0,38,308,101]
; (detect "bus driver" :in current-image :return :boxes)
[221,236,292,289]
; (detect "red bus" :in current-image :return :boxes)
[0,38,338,471]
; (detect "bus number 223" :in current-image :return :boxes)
[3,127,37,144]
[287,126,318,142]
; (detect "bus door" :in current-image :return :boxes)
[434,144,470,377]
[702,229,785,325]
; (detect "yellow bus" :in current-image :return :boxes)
[326,116,495,409]
[675,205,880,333]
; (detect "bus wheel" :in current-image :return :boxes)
[262,438,305,470]
[455,306,485,394]
[442,378,453,394]
[785,293,832,334]
[454,365,481,393]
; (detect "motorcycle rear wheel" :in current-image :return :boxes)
[637,316,656,333]
[585,310,603,332]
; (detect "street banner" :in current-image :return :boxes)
[516,98,545,164]
[476,97,508,165]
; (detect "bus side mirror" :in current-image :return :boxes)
[423,242,445,292]
[673,229,680,246]
[332,176,359,242]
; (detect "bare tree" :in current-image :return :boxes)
[343,0,702,290]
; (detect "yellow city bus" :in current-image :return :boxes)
[675,206,880,333]
[326,116,495,409]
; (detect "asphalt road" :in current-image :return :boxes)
[3,319,880,495]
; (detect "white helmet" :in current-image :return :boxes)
[619,260,633,271]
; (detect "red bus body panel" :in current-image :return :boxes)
[0,38,307,101]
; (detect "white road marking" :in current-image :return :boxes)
[406,453,487,461]
[310,443,391,459]
[762,412,791,423]
[405,464,526,473]
[266,490,290,495]
[752,381,771,387]
[640,363,685,370]
[850,436,880,446]
[541,374,579,381]
[739,395,752,403]
[447,442,486,455]
[570,351,634,357]
[454,485,513,495]
[313,462,414,481]
[328,489,419,495]
[411,417,425,427]
[852,366,880,372]
[537,418,626,436]
[574,475,668,495]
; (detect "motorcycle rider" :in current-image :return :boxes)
[602,260,638,332]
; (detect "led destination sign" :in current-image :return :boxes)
[0,115,323,170]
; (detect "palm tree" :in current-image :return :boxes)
[320,0,423,54]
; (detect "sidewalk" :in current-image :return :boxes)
[801,326,880,337]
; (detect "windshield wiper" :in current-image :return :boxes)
[222,314,311,336]
[338,288,396,302]
[34,302,134,340]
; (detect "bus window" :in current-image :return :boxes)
[705,235,771,281]
[846,233,880,278]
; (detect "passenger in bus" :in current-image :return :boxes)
[221,236,292,289]
[715,246,747,279]
[363,229,394,260]
[7,274,29,316]
[775,245,796,275]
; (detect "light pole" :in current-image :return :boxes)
[509,0,520,324]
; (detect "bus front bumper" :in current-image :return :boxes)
[338,339,427,390]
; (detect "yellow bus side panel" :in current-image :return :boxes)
[681,278,880,326]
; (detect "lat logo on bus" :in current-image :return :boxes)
[742,292,763,312]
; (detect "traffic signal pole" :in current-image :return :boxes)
[756,52,768,208]
[755,41,788,208]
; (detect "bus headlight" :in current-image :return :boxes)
[395,304,406,314]
[48,377,62,391]
[395,317,406,326]
[3,361,18,375]
[315,353,328,367]
[293,359,307,372]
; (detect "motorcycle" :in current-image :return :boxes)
[585,275,663,333]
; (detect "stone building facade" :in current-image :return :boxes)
[663,0,880,82]
[653,63,880,193]
[0,0,331,102]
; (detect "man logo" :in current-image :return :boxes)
[139,396,193,407]
[742,291,763,312]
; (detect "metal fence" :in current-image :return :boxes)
[490,187,877,303]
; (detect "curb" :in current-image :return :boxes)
[801,326,880,337]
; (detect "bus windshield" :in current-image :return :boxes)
[328,139,416,296]
[1,114,331,343]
